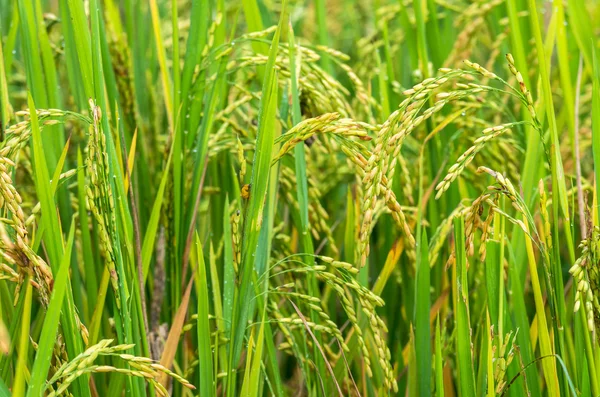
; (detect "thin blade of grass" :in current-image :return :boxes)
[435,316,444,397]
[415,229,431,396]
[27,220,75,397]
[12,277,33,397]
[0,29,11,132]
[148,0,173,128]
[123,128,137,195]
[228,3,286,379]
[195,233,214,397]
[592,45,600,205]
[247,313,266,396]
[522,214,560,394]
[142,141,174,282]
[0,376,9,397]
[453,217,475,397]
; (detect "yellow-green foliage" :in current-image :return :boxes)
[1,0,600,396]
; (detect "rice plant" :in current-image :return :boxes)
[0,0,600,396]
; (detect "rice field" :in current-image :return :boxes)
[0,0,600,396]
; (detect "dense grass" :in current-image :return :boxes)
[1,0,600,396]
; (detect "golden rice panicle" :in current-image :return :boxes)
[571,227,600,334]
[335,283,374,378]
[1,108,71,159]
[46,339,195,396]
[359,71,479,267]
[476,166,526,217]
[538,179,553,252]
[478,197,496,262]
[505,53,537,120]
[569,252,594,332]
[463,59,498,80]
[85,99,121,307]
[493,329,517,394]
[231,208,241,275]
[200,12,223,58]
[435,124,514,199]
[0,157,53,304]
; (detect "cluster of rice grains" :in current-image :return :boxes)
[0,155,53,303]
[0,108,89,304]
[359,55,528,271]
[3,0,595,391]
[178,26,404,391]
[84,99,123,307]
[237,33,548,390]
[0,100,196,393]
[265,255,397,392]
[45,339,195,397]
[490,328,518,395]
[570,226,600,334]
